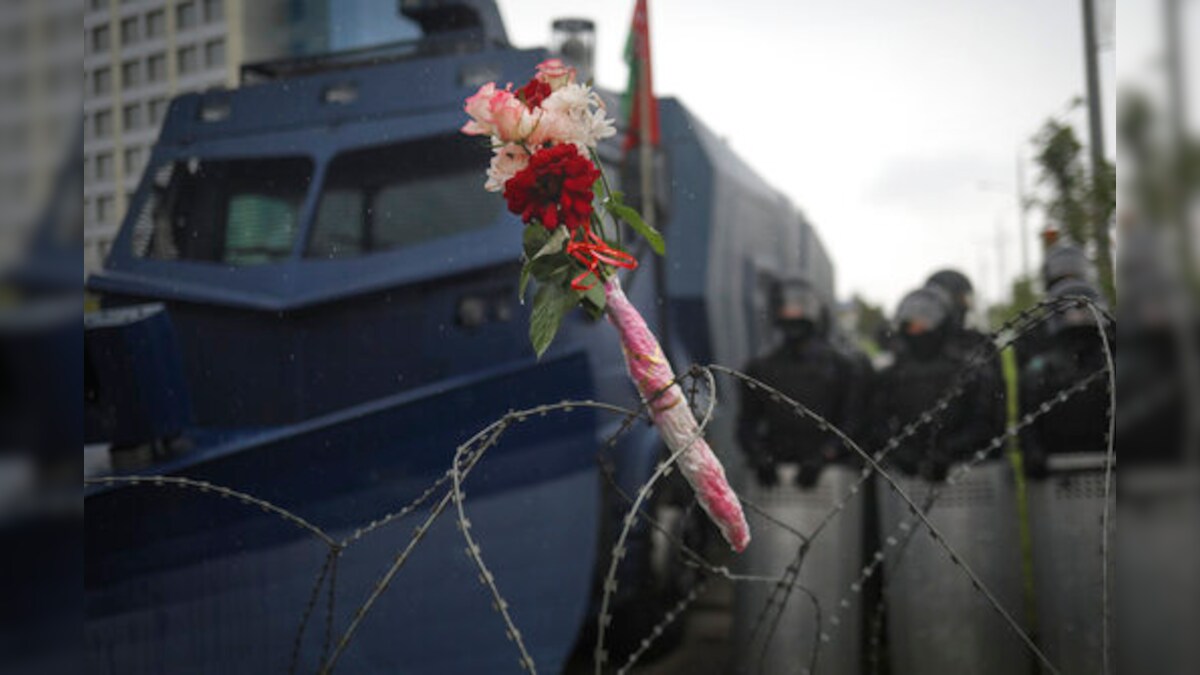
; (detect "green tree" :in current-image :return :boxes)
[1031,112,1116,303]
[850,294,888,356]
[1119,89,1200,293]
[987,275,1039,330]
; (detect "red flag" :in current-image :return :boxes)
[622,0,660,151]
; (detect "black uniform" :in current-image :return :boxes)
[946,326,1007,441]
[1116,230,1190,465]
[1117,328,1186,464]
[737,277,863,487]
[925,270,1007,454]
[739,339,859,486]
[1015,242,1097,380]
[1019,328,1111,476]
[873,287,1000,481]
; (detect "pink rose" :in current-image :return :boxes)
[526,108,570,148]
[490,89,540,143]
[461,82,499,136]
[536,58,576,91]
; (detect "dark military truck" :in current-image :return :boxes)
[84,2,835,672]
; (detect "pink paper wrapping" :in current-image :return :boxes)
[603,277,751,552]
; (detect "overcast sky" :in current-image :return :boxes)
[498,0,1119,312]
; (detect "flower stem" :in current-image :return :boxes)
[589,149,623,249]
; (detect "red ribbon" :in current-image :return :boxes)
[565,221,638,290]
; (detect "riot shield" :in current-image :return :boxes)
[1026,453,1110,674]
[1116,466,1200,675]
[732,464,863,675]
[876,460,1030,675]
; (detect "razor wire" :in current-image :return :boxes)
[715,294,1112,667]
[81,294,1117,675]
[711,365,1062,675]
[858,369,1109,674]
[1090,302,1117,675]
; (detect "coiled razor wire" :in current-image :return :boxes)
[712,294,1114,674]
[81,294,1117,675]
[857,369,1108,675]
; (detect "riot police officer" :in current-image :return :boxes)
[738,277,862,488]
[1018,278,1113,477]
[1017,242,1098,371]
[872,286,999,481]
[1117,228,1191,465]
[925,269,1007,446]
[1042,241,1096,288]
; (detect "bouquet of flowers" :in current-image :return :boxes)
[462,60,749,552]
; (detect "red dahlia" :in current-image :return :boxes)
[518,78,552,108]
[503,144,600,231]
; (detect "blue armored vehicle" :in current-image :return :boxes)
[84,2,835,672]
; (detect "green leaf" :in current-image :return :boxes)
[522,222,550,259]
[583,275,606,311]
[531,226,569,261]
[519,265,532,302]
[520,253,573,300]
[581,297,605,321]
[529,282,579,358]
[607,202,665,255]
[519,226,570,304]
[530,253,572,279]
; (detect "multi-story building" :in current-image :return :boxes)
[0,0,82,271]
[82,0,419,271]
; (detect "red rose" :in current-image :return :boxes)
[518,77,552,109]
[503,144,600,231]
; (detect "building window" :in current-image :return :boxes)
[120,16,139,44]
[204,39,225,68]
[94,109,113,137]
[92,67,112,95]
[121,60,140,89]
[177,45,199,75]
[97,195,114,223]
[146,10,165,38]
[96,152,114,181]
[147,53,166,82]
[123,102,143,131]
[90,25,110,53]
[148,97,168,125]
[124,146,144,175]
[203,0,223,23]
[89,0,106,11]
[176,2,198,31]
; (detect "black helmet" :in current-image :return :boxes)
[925,269,974,328]
[1042,243,1093,287]
[770,276,826,340]
[1046,278,1106,337]
[895,286,953,359]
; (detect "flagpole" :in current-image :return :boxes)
[637,32,655,235]
[635,0,670,356]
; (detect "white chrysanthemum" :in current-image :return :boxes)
[484,144,529,192]
[535,83,617,150]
